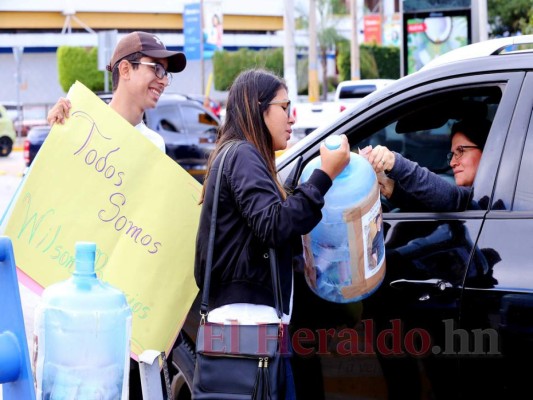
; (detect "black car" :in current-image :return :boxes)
[25,93,221,178]
[143,93,219,179]
[168,35,533,399]
[24,125,51,166]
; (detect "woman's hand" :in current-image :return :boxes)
[319,134,350,181]
[47,97,72,126]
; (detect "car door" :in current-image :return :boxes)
[176,103,218,166]
[459,72,533,399]
[146,103,192,163]
[279,71,524,399]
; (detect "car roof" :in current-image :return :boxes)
[96,92,189,103]
[155,93,190,104]
[337,79,395,89]
[28,125,50,131]
[421,34,533,71]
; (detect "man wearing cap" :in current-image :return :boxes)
[47,31,186,153]
[46,31,186,399]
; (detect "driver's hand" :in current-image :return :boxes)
[366,145,395,174]
[377,172,395,199]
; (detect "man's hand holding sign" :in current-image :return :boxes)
[4,81,200,358]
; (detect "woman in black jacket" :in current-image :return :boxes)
[194,69,350,398]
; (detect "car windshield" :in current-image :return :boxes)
[339,85,377,99]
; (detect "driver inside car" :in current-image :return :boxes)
[360,118,492,212]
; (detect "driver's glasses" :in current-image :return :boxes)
[130,61,173,85]
[446,145,479,164]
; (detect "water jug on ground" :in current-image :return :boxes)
[34,242,132,400]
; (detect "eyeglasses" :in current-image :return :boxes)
[446,145,480,164]
[268,100,291,118]
[129,61,173,85]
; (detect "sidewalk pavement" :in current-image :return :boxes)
[13,136,23,152]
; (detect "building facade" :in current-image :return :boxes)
[0,0,286,110]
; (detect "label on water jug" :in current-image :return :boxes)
[360,197,385,279]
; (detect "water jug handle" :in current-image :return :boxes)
[324,135,353,179]
[324,135,342,150]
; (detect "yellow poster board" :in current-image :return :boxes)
[4,81,201,358]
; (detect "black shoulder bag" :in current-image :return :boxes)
[192,143,286,400]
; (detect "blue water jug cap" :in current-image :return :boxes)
[74,242,97,277]
[324,135,341,150]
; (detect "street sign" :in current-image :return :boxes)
[184,2,202,61]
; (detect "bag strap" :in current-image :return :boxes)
[200,142,283,322]
[268,248,283,320]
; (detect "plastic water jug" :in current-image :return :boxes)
[300,136,386,303]
[34,242,132,400]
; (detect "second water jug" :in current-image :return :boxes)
[34,242,132,400]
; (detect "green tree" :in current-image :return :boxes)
[316,0,348,100]
[330,0,349,14]
[488,0,532,36]
[522,8,533,34]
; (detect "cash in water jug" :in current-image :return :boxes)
[34,242,132,400]
[300,136,386,303]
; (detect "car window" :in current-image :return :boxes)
[149,105,183,133]
[339,85,377,99]
[345,87,503,211]
[179,104,217,135]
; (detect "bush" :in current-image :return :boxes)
[367,44,400,79]
[57,47,108,92]
[298,76,337,97]
[336,42,400,81]
[212,48,284,91]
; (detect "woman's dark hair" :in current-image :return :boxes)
[451,118,492,150]
[200,69,287,202]
[111,52,143,92]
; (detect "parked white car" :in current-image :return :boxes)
[334,79,395,111]
[291,100,340,137]
[292,79,396,138]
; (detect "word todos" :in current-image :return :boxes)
[72,111,162,254]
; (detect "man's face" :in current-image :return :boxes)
[127,57,170,110]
